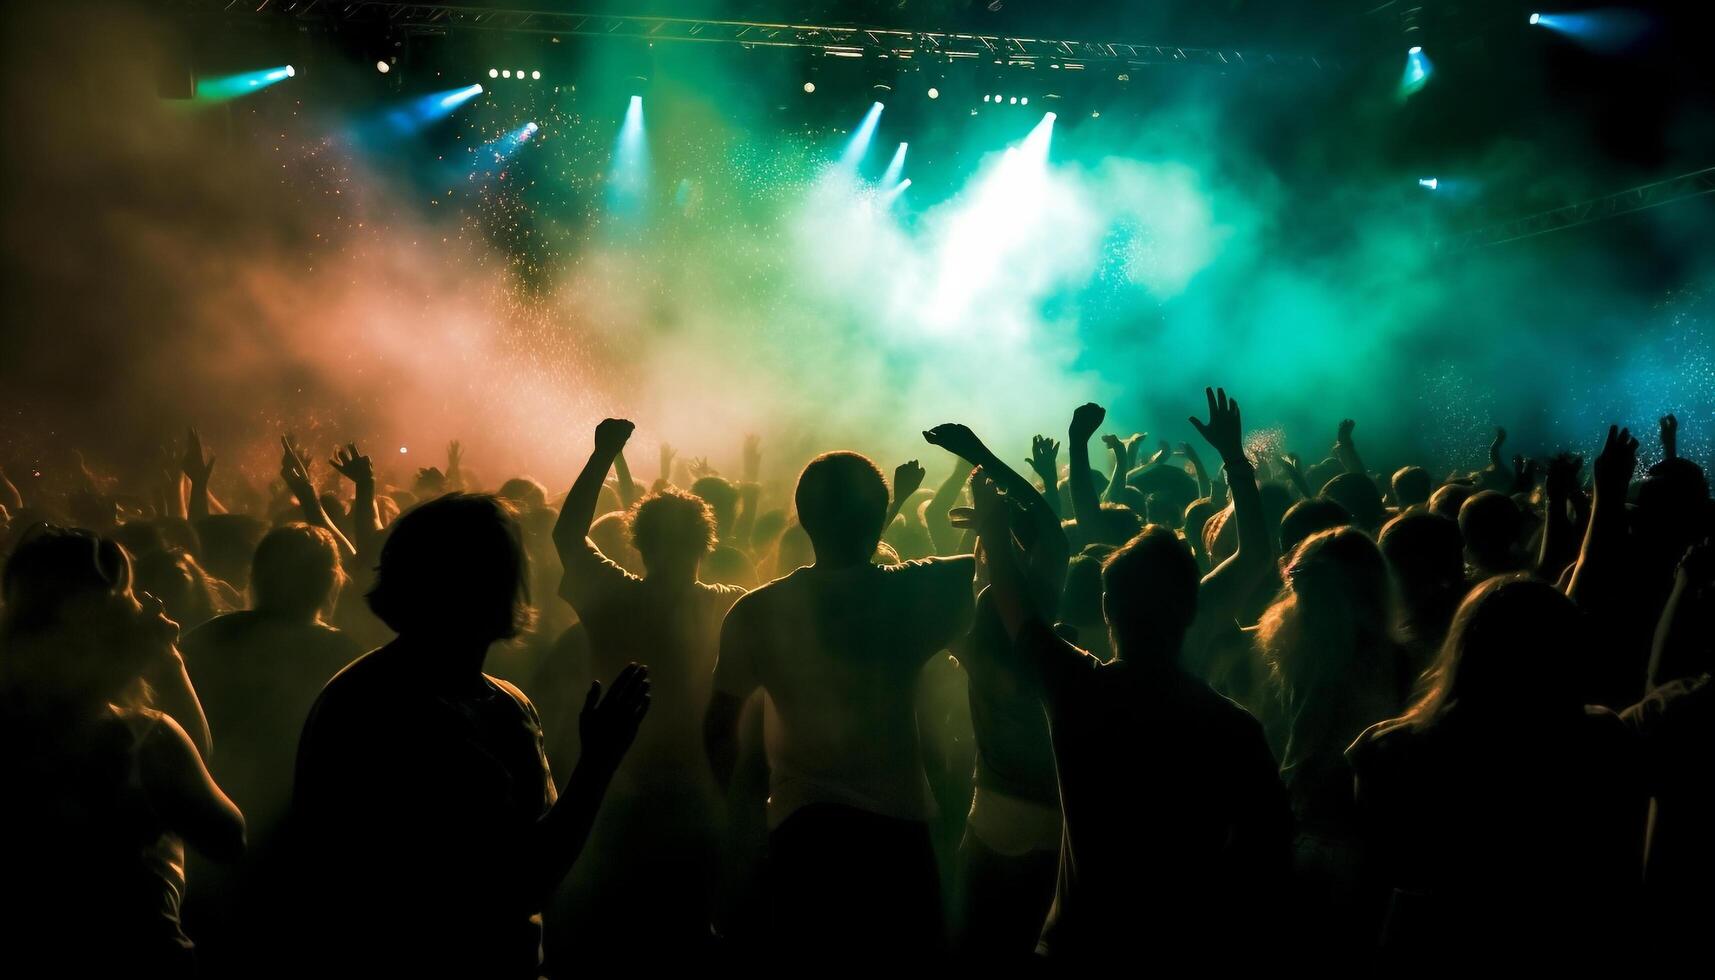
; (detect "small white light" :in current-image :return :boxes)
[803,81,815,93]
[1529,12,1541,25]
[927,87,939,99]
[1020,96,1028,105]
[531,70,541,80]
[285,65,296,77]
[1009,96,1018,104]
[376,60,390,74]
[502,69,511,78]
[489,68,499,78]
[1091,110,1101,118]
[399,446,409,454]
[1409,45,1423,55]
[982,94,991,102]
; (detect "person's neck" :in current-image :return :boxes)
[644,559,700,588]
[811,550,871,571]
[390,633,491,690]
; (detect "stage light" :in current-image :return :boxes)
[927,87,939,99]
[376,60,390,74]
[514,69,523,79]
[882,142,908,187]
[609,95,649,218]
[983,94,991,102]
[838,101,884,170]
[1419,177,1439,190]
[1091,110,1100,118]
[882,177,912,205]
[1529,13,1541,25]
[993,93,1002,102]
[1020,96,1029,105]
[531,70,541,80]
[1530,10,1653,51]
[502,69,512,78]
[1399,46,1433,98]
[194,65,299,101]
[399,447,408,454]
[804,81,816,93]
[489,68,499,78]
[1009,96,1018,104]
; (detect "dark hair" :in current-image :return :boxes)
[690,475,740,527]
[1060,543,1114,627]
[1396,574,1581,728]
[497,477,550,513]
[1101,526,1200,660]
[1320,472,1385,532]
[366,494,532,642]
[252,523,345,620]
[1429,482,1476,523]
[795,452,889,565]
[1458,490,1524,572]
[1280,497,1351,557]
[0,524,148,706]
[628,488,717,567]
[1392,466,1434,509]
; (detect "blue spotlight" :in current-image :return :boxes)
[882,178,912,205]
[1530,10,1653,52]
[1399,46,1433,99]
[838,102,884,170]
[609,95,649,217]
[881,142,908,187]
[1419,177,1439,190]
[381,83,485,134]
[193,65,298,101]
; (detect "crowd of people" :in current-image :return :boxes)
[0,393,1708,975]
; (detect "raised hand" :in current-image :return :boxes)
[922,422,991,464]
[893,459,927,501]
[1027,435,1060,483]
[594,418,635,455]
[1188,387,1245,465]
[969,468,1007,531]
[279,435,315,498]
[579,663,651,773]
[180,427,215,485]
[1101,433,1127,458]
[1660,413,1678,459]
[742,433,762,482]
[688,456,716,481]
[329,443,374,486]
[1069,403,1107,444]
[1592,425,1639,497]
[658,442,676,483]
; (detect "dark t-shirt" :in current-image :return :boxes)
[1015,621,1293,961]
[952,591,1058,806]
[1349,707,1647,958]
[291,645,554,978]
[1622,673,1714,929]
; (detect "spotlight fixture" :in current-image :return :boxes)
[1009,96,1018,104]
[531,70,541,80]
[489,68,499,78]
[1418,177,1439,190]
[376,60,390,74]
[502,69,511,78]
[1408,45,1423,54]
[804,81,816,93]
[1020,96,1029,105]
[1529,12,1541,25]
[927,87,939,99]
[285,65,295,77]
[983,94,991,102]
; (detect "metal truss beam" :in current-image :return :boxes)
[1443,166,1715,250]
[163,1,1338,72]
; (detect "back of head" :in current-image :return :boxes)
[195,514,270,591]
[1429,482,1475,523]
[497,477,550,514]
[1320,472,1385,532]
[1458,490,1524,571]
[1262,526,1393,695]
[1101,526,1200,662]
[1,525,144,704]
[627,488,716,573]
[1060,544,1114,629]
[1129,465,1198,529]
[252,522,345,621]
[366,493,531,643]
[691,476,739,529]
[1405,574,1581,727]
[1392,466,1433,509]
[1378,510,1465,594]
[794,452,889,566]
[1183,497,1219,550]
[1280,497,1351,557]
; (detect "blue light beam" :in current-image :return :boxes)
[839,102,885,171]
[609,96,649,218]
[881,142,908,187]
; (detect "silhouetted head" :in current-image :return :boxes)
[1458,490,1525,574]
[1401,574,1582,728]
[1258,482,1293,549]
[0,525,156,708]
[1320,472,1385,532]
[1259,526,1394,700]
[1280,497,1351,557]
[1183,497,1219,553]
[1130,465,1198,529]
[1428,482,1475,522]
[497,477,550,513]
[795,452,889,566]
[1102,526,1200,664]
[192,514,270,590]
[132,547,220,632]
[251,523,345,622]
[1635,457,1711,561]
[1059,543,1114,630]
[1392,466,1433,509]
[691,475,740,536]
[1379,510,1466,651]
[589,510,641,574]
[366,493,532,644]
[628,488,716,577]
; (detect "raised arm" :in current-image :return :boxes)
[885,459,927,528]
[1567,425,1639,610]
[280,437,355,559]
[1333,418,1366,476]
[1278,451,1312,500]
[1192,388,1274,622]
[0,464,21,513]
[180,428,216,523]
[1659,414,1678,461]
[1067,403,1111,541]
[1102,434,1129,504]
[925,457,975,556]
[1535,452,1584,582]
[554,419,638,605]
[923,422,1067,565]
[528,664,650,906]
[1647,541,1713,688]
[613,450,641,510]
[731,434,761,548]
[445,440,465,492]
[329,443,381,561]
[1025,435,1062,520]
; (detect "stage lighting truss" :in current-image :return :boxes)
[163,1,1339,74]
[1441,165,1715,250]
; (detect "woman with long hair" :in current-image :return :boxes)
[1349,575,1646,964]
[0,525,244,976]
